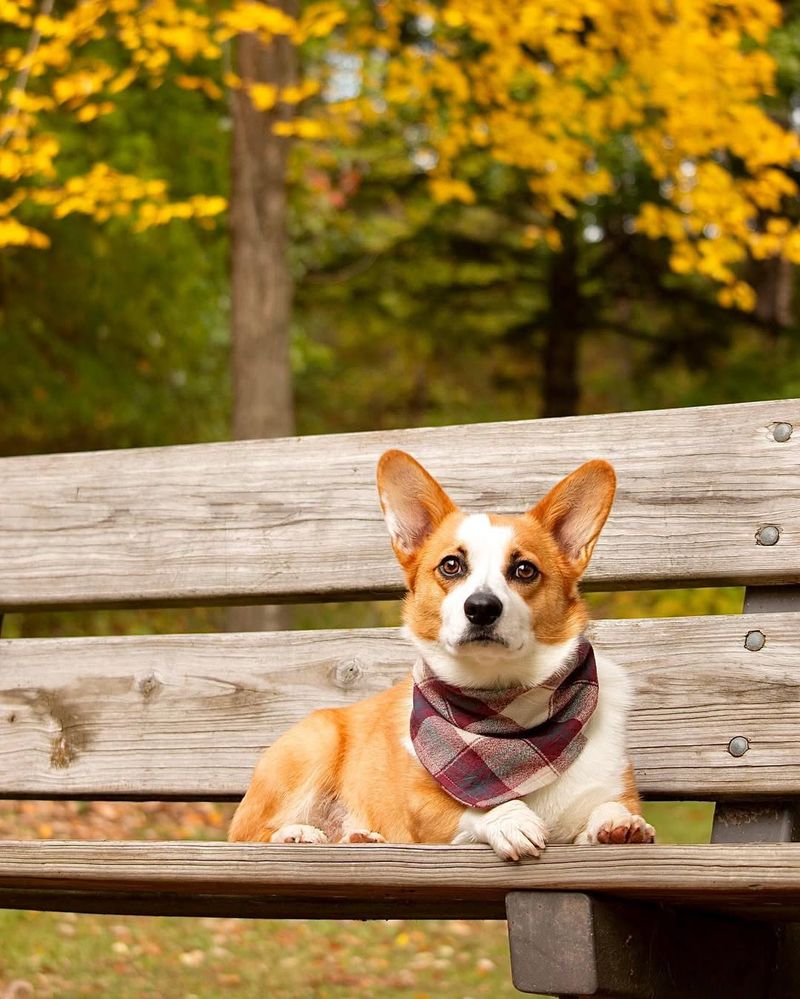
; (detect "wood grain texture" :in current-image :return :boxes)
[0,842,799,918]
[1,399,798,610]
[1,612,799,799]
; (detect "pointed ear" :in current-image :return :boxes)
[530,460,616,574]
[376,450,457,566]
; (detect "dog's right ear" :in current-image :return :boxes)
[376,450,457,568]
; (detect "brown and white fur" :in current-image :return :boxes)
[229,450,654,860]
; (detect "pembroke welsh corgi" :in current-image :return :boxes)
[229,450,654,859]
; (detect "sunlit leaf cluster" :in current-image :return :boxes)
[339,0,800,308]
[2,0,799,306]
[0,0,342,246]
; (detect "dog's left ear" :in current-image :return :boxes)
[376,450,457,568]
[530,460,616,575]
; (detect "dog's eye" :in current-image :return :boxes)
[438,555,465,578]
[513,560,539,582]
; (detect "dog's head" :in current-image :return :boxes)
[376,449,616,687]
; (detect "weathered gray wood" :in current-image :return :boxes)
[0,842,799,917]
[1,612,799,799]
[506,891,777,997]
[713,803,800,844]
[0,399,798,610]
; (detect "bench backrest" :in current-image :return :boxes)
[1,398,798,803]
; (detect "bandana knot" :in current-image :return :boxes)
[410,638,599,808]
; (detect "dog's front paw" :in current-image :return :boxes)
[576,803,655,845]
[339,829,386,844]
[271,824,328,844]
[483,801,548,862]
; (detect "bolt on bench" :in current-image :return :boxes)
[1,398,799,998]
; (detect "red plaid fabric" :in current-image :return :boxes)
[410,639,599,808]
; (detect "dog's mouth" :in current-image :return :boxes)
[458,628,509,648]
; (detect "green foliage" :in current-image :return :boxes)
[0,75,229,454]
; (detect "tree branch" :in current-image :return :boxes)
[1,0,56,146]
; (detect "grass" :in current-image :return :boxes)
[0,801,713,998]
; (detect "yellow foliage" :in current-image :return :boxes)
[279,79,320,104]
[0,216,49,246]
[188,194,227,217]
[216,1,296,43]
[297,2,346,40]
[176,74,223,100]
[248,82,278,110]
[273,117,327,139]
[429,176,476,205]
[335,0,798,307]
[717,282,757,311]
[0,0,797,307]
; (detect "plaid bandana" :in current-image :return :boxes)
[410,639,599,808]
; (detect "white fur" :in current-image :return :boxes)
[271,824,328,844]
[446,651,634,855]
[381,494,411,553]
[439,515,526,655]
[452,799,548,861]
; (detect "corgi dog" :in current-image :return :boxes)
[229,450,654,859]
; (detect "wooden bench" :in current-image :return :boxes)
[1,397,799,998]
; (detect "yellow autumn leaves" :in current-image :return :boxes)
[365,0,798,308]
[0,0,341,247]
[1,0,798,311]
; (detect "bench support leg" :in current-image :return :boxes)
[505,891,778,998]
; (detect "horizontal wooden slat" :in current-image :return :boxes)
[0,842,799,919]
[1,612,799,800]
[1,399,798,610]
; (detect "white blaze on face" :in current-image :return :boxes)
[438,514,533,655]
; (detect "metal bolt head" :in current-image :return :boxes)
[756,525,780,546]
[773,422,793,443]
[728,736,750,758]
[744,629,766,652]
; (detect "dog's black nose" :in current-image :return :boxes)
[464,590,503,626]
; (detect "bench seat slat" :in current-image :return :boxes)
[1,399,798,610]
[0,842,799,919]
[1,612,799,800]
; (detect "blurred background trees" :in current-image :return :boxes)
[1,0,799,620]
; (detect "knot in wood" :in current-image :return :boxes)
[332,658,365,689]
[135,672,163,699]
[50,734,77,769]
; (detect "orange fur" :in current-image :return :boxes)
[619,763,643,814]
[229,679,463,844]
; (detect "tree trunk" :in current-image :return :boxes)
[228,5,297,633]
[541,218,583,418]
[753,255,794,338]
